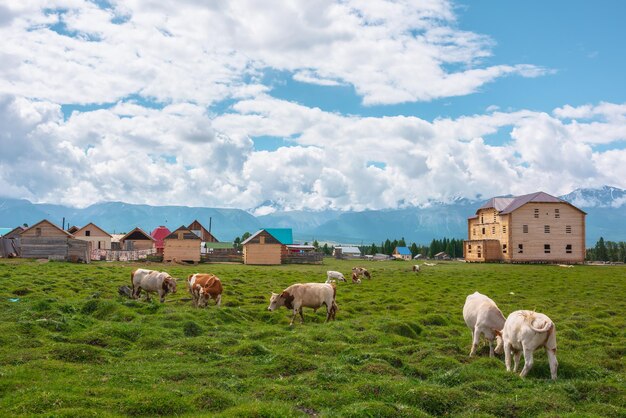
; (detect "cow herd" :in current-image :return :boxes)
[128,267,558,380]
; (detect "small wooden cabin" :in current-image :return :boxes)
[242,228,292,265]
[188,220,219,242]
[119,227,155,251]
[393,246,412,260]
[163,225,202,263]
[73,222,112,250]
[19,219,90,262]
[0,226,24,257]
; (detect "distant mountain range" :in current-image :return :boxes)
[1,186,625,246]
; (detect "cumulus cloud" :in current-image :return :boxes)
[0,0,546,106]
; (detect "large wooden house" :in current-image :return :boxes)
[163,225,202,263]
[19,219,90,262]
[242,228,293,265]
[73,222,112,250]
[464,192,586,263]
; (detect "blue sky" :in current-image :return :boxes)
[0,0,625,212]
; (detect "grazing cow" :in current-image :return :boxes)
[131,268,177,302]
[268,282,338,326]
[502,310,558,380]
[350,272,362,284]
[187,273,223,307]
[326,270,346,283]
[463,292,506,357]
[412,265,420,273]
[352,267,371,280]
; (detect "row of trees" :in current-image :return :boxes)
[586,237,626,262]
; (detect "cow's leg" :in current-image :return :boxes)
[325,302,331,322]
[547,348,558,380]
[513,350,522,372]
[289,308,298,326]
[159,290,166,303]
[145,290,151,302]
[520,347,534,378]
[215,294,221,307]
[488,339,495,358]
[132,285,140,299]
[504,343,513,372]
[298,307,304,323]
[470,326,481,356]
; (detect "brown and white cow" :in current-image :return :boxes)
[131,268,177,303]
[463,291,506,357]
[352,267,371,280]
[502,310,558,380]
[187,273,223,307]
[268,282,338,326]
[412,265,420,273]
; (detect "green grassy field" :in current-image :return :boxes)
[0,259,624,417]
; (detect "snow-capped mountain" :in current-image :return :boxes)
[560,186,626,208]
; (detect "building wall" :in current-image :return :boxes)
[21,222,67,238]
[243,243,282,265]
[509,203,585,263]
[465,202,585,263]
[73,229,111,250]
[163,239,201,262]
[123,239,154,251]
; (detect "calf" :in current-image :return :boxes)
[268,282,338,326]
[502,310,558,380]
[352,267,371,280]
[326,270,346,283]
[463,292,506,357]
[412,264,420,273]
[131,268,177,303]
[187,273,223,307]
[350,272,362,284]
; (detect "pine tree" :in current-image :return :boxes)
[595,237,608,261]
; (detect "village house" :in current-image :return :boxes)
[188,220,219,242]
[393,246,412,260]
[163,225,202,263]
[72,222,112,250]
[19,219,90,262]
[119,227,155,251]
[333,246,361,258]
[464,191,586,263]
[150,226,171,255]
[242,228,293,265]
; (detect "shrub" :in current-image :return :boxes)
[183,321,203,337]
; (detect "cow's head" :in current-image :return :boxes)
[494,329,504,354]
[196,285,210,307]
[162,276,177,294]
[268,291,294,311]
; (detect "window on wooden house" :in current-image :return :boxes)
[544,244,551,254]
[35,227,41,237]
[555,208,560,218]
[544,225,550,233]
[472,228,476,236]
[502,225,507,234]
[534,208,539,218]
[523,225,528,233]
[566,225,572,234]
[503,244,507,254]
[97,241,101,249]
[566,244,572,254]
[518,244,523,254]
[492,226,495,234]
[467,244,472,253]
[480,215,484,223]
[260,235,265,244]
[482,228,485,234]
[493,212,497,222]
[85,230,91,236]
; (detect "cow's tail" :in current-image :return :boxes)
[529,318,553,334]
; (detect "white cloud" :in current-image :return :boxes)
[0,0,546,106]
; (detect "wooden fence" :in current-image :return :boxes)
[282,252,324,264]
[201,253,244,263]
[91,248,156,261]
[21,237,90,262]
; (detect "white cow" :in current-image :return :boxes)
[412,265,420,273]
[502,310,558,380]
[131,268,177,303]
[463,292,506,357]
[268,282,338,325]
[326,270,346,283]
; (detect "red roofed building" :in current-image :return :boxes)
[151,226,171,255]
